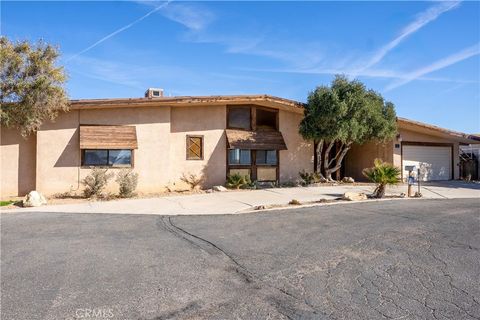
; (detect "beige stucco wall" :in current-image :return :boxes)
[169,105,227,190]
[278,110,314,183]
[344,140,393,182]
[0,127,36,197]
[345,127,460,181]
[36,107,172,195]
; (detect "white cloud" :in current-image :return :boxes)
[137,1,214,30]
[66,1,171,62]
[160,3,214,30]
[384,43,480,91]
[354,1,461,74]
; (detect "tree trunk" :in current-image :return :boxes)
[315,140,325,179]
[324,142,352,181]
[375,184,386,198]
[323,141,335,180]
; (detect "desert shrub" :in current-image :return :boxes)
[226,173,253,189]
[82,168,114,198]
[362,159,401,198]
[289,199,301,205]
[116,169,139,198]
[298,170,324,185]
[180,173,204,190]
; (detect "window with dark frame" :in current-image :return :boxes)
[256,150,277,165]
[228,149,251,165]
[228,107,251,130]
[82,149,132,167]
[256,108,277,130]
[186,135,203,160]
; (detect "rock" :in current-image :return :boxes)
[400,193,406,198]
[23,191,47,207]
[213,185,228,192]
[205,189,213,193]
[254,205,266,210]
[414,192,423,198]
[342,177,355,183]
[342,192,367,201]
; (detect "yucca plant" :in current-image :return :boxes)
[226,173,252,189]
[362,159,401,198]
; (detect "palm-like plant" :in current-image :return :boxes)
[362,159,401,198]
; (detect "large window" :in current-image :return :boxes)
[228,149,251,165]
[83,149,132,167]
[186,135,203,160]
[228,107,251,130]
[256,150,277,165]
[256,108,277,130]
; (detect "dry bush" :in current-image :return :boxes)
[82,168,114,198]
[116,169,139,198]
[180,173,204,190]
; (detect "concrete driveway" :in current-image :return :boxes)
[2,181,479,216]
[1,199,479,319]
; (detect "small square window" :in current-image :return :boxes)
[187,136,203,160]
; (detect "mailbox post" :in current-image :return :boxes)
[404,165,416,197]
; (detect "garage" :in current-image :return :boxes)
[402,144,452,181]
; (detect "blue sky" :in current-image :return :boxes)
[2,1,479,133]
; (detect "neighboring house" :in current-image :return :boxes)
[1,91,479,197]
[345,118,480,182]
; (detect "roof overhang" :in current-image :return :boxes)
[70,95,305,114]
[80,125,138,149]
[398,117,480,144]
[226,129,288,150]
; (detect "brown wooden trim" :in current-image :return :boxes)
[186,135,204,160]
[80,125,138,149]
[400,141,454,180]
[251,106,257,131]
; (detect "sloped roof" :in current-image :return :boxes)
[398,117,480,144]
[70,94,305,113]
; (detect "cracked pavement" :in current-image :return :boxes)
[1,198,479,319]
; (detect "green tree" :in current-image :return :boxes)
[299,75,397,181]
[0,37,68,137]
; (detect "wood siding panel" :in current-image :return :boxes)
[80,125,138,149]
[225,129,287,150]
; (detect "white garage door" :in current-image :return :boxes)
[402,145,452,181]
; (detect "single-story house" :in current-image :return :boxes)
[1,90,479,197]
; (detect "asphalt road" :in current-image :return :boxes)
[1,199,479,320]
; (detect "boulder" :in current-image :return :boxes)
[342,177,355,183]
[342,192,367,201]
[213,185,228,192]
[23,191,47,207]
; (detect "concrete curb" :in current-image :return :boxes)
[238,197,427,214]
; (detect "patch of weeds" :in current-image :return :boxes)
[0,200,14,207]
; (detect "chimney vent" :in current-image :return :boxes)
[145,88,164,98]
